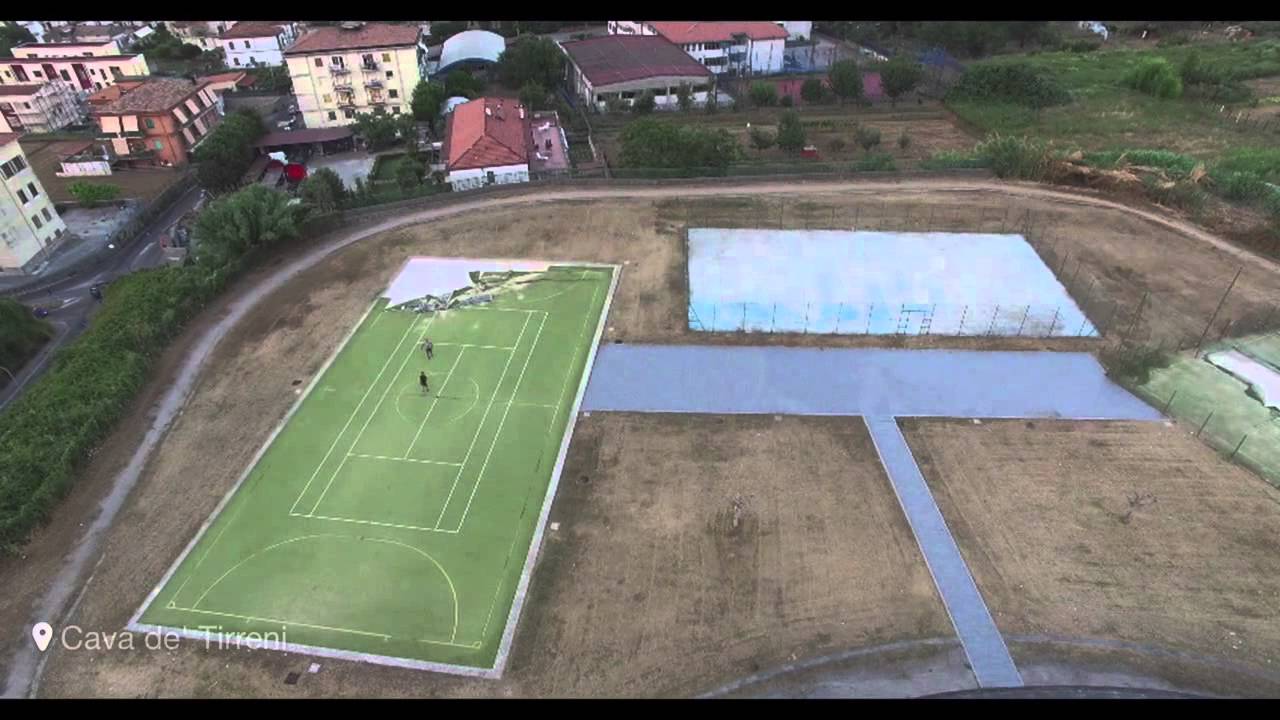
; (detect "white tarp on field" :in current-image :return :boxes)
[383,257,551,307]
[687,229,1097,337]
[1206,349,1280,410]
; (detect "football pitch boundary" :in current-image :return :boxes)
[127,259,621,678]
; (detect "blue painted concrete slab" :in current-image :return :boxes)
[866,416,1023,689]
[582,344,1162,420]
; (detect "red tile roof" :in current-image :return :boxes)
[0,84,45,97]
[197,71,254,88]
[220,22,289,40]
[89,77,209,115]
[561,35,712,87]
[444,98,530,172]
[284,23,420,55]
[647,21,789,44]
[253,127,353,147]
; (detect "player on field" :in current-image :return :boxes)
[423,338,434,360]
[419,371,429,395]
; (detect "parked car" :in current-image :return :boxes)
[31,305,49,318]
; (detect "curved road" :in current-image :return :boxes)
[5,177,1279,698]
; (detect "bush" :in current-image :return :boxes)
[855,125,882,155]
[779,95,794,108]
[856,153,897,171]
[0,298,52,382]
[1065,40,1100,53]
[801,77,826,103]
[776,110,807,152]
[1099,342,1173,385]
[748,127,776,151]
[898,131,912,150]
[828,137,847,152]
[619,118,741,170]
[67,181,121,208]
[947,62,1072,109]
[920,150,990,170]
[1157,32,1189,47]
[974,133,1053,180]
[1123,58,1183,99]
[631,91,656,115]
[749,81,778,107]
[1083,149,1199,176]
[193,109,265,193]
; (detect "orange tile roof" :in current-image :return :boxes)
[284,23,420,55]
[444,97,530,172]
[648,21,789,44]
[89,77,207,115]
[219,22,289,40]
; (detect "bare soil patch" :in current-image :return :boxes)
[900,418,1280,687]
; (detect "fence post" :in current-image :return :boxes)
[1017,305,1031,336]
[958,305,968,335]
[1230,434,1248,460]
[1126,291,1149,343]
[854,205,860,230]
[834,302,843,334]
[1068,259,1082,291]
[866,303,874,334]
[771,303,777,333]
[987,305,1000,335]
[742,302,747,331]
[1163,390,1178,414]
[1196,410,1214,437]
[1196,266,1243,357]
[712,304,717,332]
[1046,307,1060,337]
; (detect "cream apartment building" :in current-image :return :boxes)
[285,22,425,129]
[0,134,67,272]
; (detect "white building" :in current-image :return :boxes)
[218,22,298,68]
[0,81,86,133]
[607,21,788,76]
[776,22,813,41]
[0,133,68,273]
[166,21,237,52]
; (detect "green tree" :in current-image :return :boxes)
[800,77,826,104]
[1124,58,1183,99]
[353,112,403,151]
[631,90,656,115]
[676,83,693,111]
[67,182,121,208]
[194,109,265,193]
[881,56,924,107]
[496,36,564,90]
[0,23,36,58]
[775,110,806,152]
[298,168,346,212]
[918,22,1008,58]
[1004,21,1049,49]
[192,185,301,271]
[393,157,422,191]
[827,60,864,105]
[749,81,778,107]
[748,127,776,152]
[0,297,52,382]
[410,80,449,132]
[855,125,882,155]
[519,81,548,111]
[427,21,467,45]
[619,118,740,171]
[444,70,485,99]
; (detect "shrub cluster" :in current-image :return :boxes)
[947,62,1072,109]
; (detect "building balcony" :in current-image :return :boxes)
[335,95,356,107]
[364,78,383,89]
[329,65,351,76]
[367,97,386,106]
[360,61,380,72]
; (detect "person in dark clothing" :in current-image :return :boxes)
[419,371,429,395]
[423,338,434,360]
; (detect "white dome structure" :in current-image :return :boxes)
[438,29,505,73]
[443,96,470,114]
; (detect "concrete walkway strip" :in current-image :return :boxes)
[583,344,1163,420]
[865,416,1023,689]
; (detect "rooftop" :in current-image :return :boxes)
[284,23,420,56]
[220,22,289,40]
[647,21,789,44]
[0,133,18,149]
[444,97,529,172]
[197,71,255,88]
[88,77,207,115]
[1,54,142,65]
[561,35,712,86]
[253,126,354,148]
[0,84,45,98]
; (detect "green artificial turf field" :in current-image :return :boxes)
[131,262,616,674]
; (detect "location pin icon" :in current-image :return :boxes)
[32,622,53,652]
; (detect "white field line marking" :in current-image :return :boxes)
[433,312,533,529]
[432,343,515,351]
[451,312,547,534]
[403,349,465,459]
[294,513,459,535]
[288,316,421,515]
[512,402,558,410]
[348,453,462,467]
[306,315,436,516]
[168,606,477,649]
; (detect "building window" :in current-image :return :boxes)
[0,155,28,179]
[144,118,155,129]
[27,182,38,198]
[382,52,391,62]
[16,188,28,204]
[486,171,496,185]
[315,57,323,67]
[391,106,400,114]
[386,70,393,79]
[331,56,343,66]
[343,108,355,119]
[41,207,52,222]
[23,102,30,109]
[327,111,336,120]
[31,215,42,229]
[389,89,398,98]
[244,41,251,49]
[234,58,241,66]
[60,69,70,81]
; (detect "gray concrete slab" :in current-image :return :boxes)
[865,416,1023,689]
[582,344,1162,420]
[306,151,378,190]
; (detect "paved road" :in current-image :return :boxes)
[3,177,1272,698]
[0,185,202,412]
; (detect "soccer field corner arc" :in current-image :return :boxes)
[128,259,620,676]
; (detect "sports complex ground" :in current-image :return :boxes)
[8,180,1280,697]
[131,264,615,673]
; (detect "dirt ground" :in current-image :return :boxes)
[900,418,1280,690]
[35,414,947,697]
[10,180,1280,696]
[18,138,186,204]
